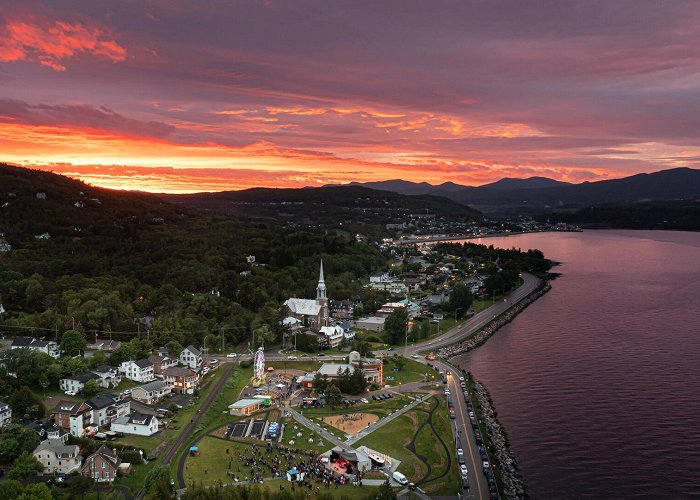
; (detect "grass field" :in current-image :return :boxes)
[280,420,334,452]
[382,357,439,386]
[354,395,459,491]
[193,478,381,499]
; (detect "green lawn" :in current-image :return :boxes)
[202,479,381,499]
[115,459,157,497]
[280,420,333,452]
[382,357,439,386]
[355,395,458,489]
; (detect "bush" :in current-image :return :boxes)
[366,334,383,343]
[239,359,252,368]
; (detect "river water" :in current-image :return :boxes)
[451,230,700,499]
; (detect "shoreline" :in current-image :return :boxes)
[400,228,581,245]
[436,281,551,358]
[437,280,551,499]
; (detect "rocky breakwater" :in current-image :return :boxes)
[470,375,527,500]
[437,282,551,358]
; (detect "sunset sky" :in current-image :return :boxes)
[1,1,700,193]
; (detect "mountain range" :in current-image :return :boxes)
[347,168,700,215]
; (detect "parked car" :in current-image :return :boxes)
[457,448,464,458]
[411,354,419,359]
[226,353,237,358]
[460,464,468,476]
[64,390,76,396]
[360,398,369,404]
[287,355,298,360]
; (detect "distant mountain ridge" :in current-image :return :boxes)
[346,168,700,215]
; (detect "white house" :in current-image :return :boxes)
[0,401,11,427]
[119,359,155,383]
[319,325,344,349]
[111,413,159,436]
[10,336,60,359]
[179,345,202,370]
[33,439,82,475]
[90,365,121,388]
[131,380,171,405]
[85,394,130,428]
[59,372,101,394]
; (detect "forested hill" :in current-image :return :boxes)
[161,185,483,234]
[0,164,386,349]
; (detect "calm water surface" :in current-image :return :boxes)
[452,230,700,499]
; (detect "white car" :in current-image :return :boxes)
[483,460,490,470]
[202,367,210,375]
[457,448,464,457]
[459,376,465,382]
[460,464,468,476]
[360,398,369,404]
[64,390,76,396]
[226,353,237,358]
[411,354,419,359]
[444,389,450,396]
[287,355,298,360]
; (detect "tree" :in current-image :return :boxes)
[392,355,406,371]
[0,424,39,465]
[0,480,23,499]
[9,387,45,420]
[446,283,473,317]
[384,307,408,345]
[82,379,99,397]
[60,329,87,357]
[375,479,398,500]
[352,340,372,357]
[17,483,53,500]
[349,367,367,395]
[144,464,171,499]
[324,384,342,409]
[9,451,42,481]
[69,474,95,499]
[165,340,183,358]
[88,349,107,368]
[312,373,329,394]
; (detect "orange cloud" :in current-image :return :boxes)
[0,16,126,71]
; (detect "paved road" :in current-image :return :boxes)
[408,272,541,355]
[346,395,429,445]
[163,362,235,467]
[393,273,542,500]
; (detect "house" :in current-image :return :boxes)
[81,445,121,482]
[119,359,155,383]
[337,322,356,341]
[91,365,121,388]
[367,280,408,296]
[319,325,344,349]
[330,299,354,320]
[33,440,81,475]
[0,401,11,427]
[131,380,171,405]
[111,412,159,436]
[10,336,60,358]
[228,399,262,416]
[26,420,68,443]
[148,354,178,376]
[303,351,383,389]
[53,400,92,437]
[87,338,122,353]
[59,372,101,394]
[85,394,130,428]
[163,367,198,395]
[179,345,202,370]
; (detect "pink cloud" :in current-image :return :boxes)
[0,16,126,71]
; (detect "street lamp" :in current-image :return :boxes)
[454,307,463,323]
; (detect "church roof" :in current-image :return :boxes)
[284,298,321,316]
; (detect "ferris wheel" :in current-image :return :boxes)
[253,347,266,386]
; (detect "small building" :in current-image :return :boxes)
[131,380,171,405]
[163,366,199,395]
[87,339,122,353]
[53,400,92,437]
[81,445,121,482]
[329,447,372,474]
[111,413,159,436]
[25,419,68,443]
[228,399,262,416]
[85,394,130,428]
[33,439,82,475]
[330,299,354,319]
[355,316,386,332]
[319,325,344,349]
[0,401,11,427]
[179,345,202,370]
[119,359,155,383]
[59,372,101,394]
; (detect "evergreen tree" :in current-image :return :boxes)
[384,307,408,345]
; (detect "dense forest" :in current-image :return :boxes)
[541,202,700,231]
[0,164,387,350]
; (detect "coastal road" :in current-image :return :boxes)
[391,273,541,500]
[408,272,541,355]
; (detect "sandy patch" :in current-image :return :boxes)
[321,413,380,436]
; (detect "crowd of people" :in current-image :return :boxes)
[222,441,362,490]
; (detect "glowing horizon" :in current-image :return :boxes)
[2,1,700,193]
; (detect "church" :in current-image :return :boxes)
[283,260,330,330]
